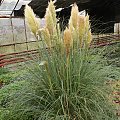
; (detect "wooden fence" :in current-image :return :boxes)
[0,33,120,68]
[0,17,40,54]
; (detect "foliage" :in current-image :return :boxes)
[0,68,12,86]
[0,68,27,85]
[0,81,26,105]
[0,81,26,119]
[0,68,9,75]
[104,43,120,67]
[0,68,28,119]
[1,1,119,120]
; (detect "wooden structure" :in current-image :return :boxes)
[14,0,120,33]
[0,49,39,67]
[0,33,120,68]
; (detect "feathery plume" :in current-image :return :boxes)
[25,5,40,36]
[85,14,90,32]
[45,0,57,36]
[63,27,72,56]
[69,3,79,29]
[45,9,54,35]
[48,0,57,24]
[78,15,86,47]
[40,28,51,48]
[85,14,92,46]
[87,30,92,46]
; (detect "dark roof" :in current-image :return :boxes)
[14,0,120,33]
[14,0,92,17]
[14,0,120,17]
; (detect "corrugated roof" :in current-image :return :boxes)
[0,0,31,15]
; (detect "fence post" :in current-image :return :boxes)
[24,18,29,51]
[10,17,16,52]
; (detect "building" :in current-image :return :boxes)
[11,0,120,33]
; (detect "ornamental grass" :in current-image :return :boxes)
[2,1,119,120]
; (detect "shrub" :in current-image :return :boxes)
[1,1,119,120]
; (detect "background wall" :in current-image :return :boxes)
[0,18,40,54]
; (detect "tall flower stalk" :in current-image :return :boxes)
[68,4,92,49]
[25,5,40,37]
[63,27,72,57]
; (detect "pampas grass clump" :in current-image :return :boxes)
[1,1,119,120]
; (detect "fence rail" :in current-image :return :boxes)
[0,49,39,67]
[92,33,120,46]
[0,33,120,68]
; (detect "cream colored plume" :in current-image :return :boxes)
[69,3,79,30]
[85,14,90,32]
[45,9,54,35]
[85,14,92,46]
[63,27,72,56]
[87,30,92,46]
[40,28,51,48]
[48,0,57,24]
[25,5,40,36]
[68,3,92,47]
[78,15,86,47]
[45,0,57,36]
